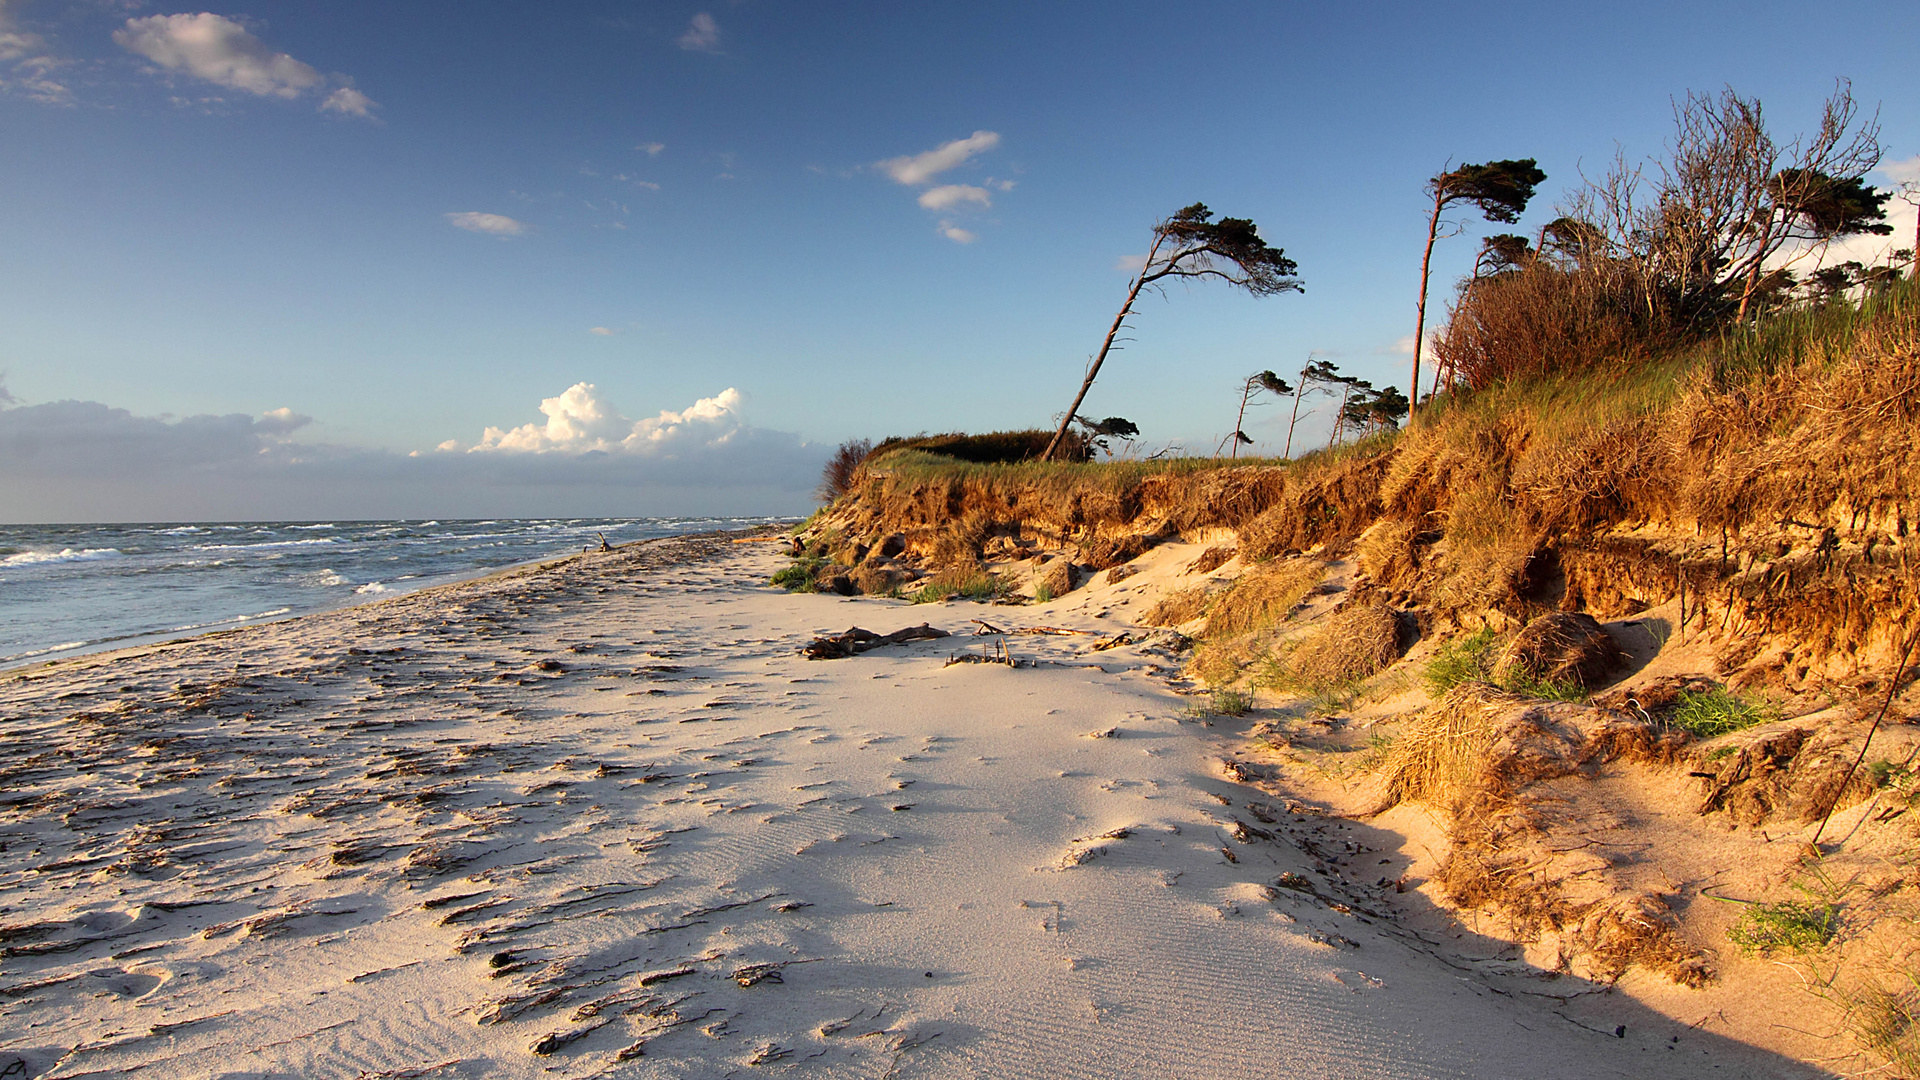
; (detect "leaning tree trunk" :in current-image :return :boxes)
[1283,361,1308,459]
[1410,188,1446,420]
[1041,234,1167,462]
[1229,380,1255,459]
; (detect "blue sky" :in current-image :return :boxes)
[2,0,1916,520]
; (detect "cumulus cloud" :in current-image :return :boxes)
[115,12,377,116]
[937,222,976,245]
[879,130,1000,187]
[588,326,615,336]
[0,385,821,521]
[677,12,719,52]
[446,211,526,236]
[460,384,756,458]
[638,142,665,156]
[917,184,991,211]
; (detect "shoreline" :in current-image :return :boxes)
[0,523,794,676]
[0,533,1820,1078]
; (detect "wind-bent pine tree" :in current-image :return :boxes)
[1410,159,1545,414]
[1220,370,1292,459]
[1284,357,1343,459]
[1041,203,1302,462]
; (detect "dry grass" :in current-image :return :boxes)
[1200,560,1323,638]
[1140,587,1210,628]
[1378,683,1532,816]
[1278,601,1401,695]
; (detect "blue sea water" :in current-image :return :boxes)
[0,517,783,668]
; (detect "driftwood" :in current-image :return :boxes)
[804,625,950,660]
[968,619,1094,638]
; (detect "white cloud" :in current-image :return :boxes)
[0,1,71,105]
[1113,254,1148,273]
[1882,154,1920,187]
[116,13,321,97]
[445,211,526,236]
[938,222,977,245]
[320,84,375,118]
[677,12,719,52]
[588,326,615,336]
[464,384,753,456]
[917,184,991,211]
[114,12,377,116]
[879,130,1000,186]
[638,142,665,156]
[256,406,312,435]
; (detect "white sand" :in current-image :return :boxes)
[0,534,1820,1078]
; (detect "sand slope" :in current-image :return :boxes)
[0,535,1819,1078]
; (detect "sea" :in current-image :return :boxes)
[0,517,786,669]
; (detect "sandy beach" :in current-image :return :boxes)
[0,531,1822,1078]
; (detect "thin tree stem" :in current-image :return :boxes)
[1042,232,1167,462]
[1412,187,1446,421]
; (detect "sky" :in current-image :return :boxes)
[2,0,1917,522]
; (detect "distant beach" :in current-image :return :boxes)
[0,517,785,668]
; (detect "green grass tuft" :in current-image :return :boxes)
[1421,628,1500,694]
[770,556,824,593]
[906,570,1005,605]
[1727,898,1839,956]
[1670,689,1771,738]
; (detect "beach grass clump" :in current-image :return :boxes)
[1852,985,1920,1076]
[1727,897,1839,956]
[1499,671,1589,703]
[1209,688,1253,716]
[1280,601,1401,694]
[1200,560,1322,638]
[1186,687,1253,718]
[1670,688,1771,738]
[1421,628,1500,694]
[771,556,826,593]
[1417,627,1587,701]
[1141,587,1211,628]
[906,568,1004,605]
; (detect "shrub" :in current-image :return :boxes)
[817,439,873,502]
[869,429,1089,465]
[1670,689,1771,738]
[1434,262,1679,390]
